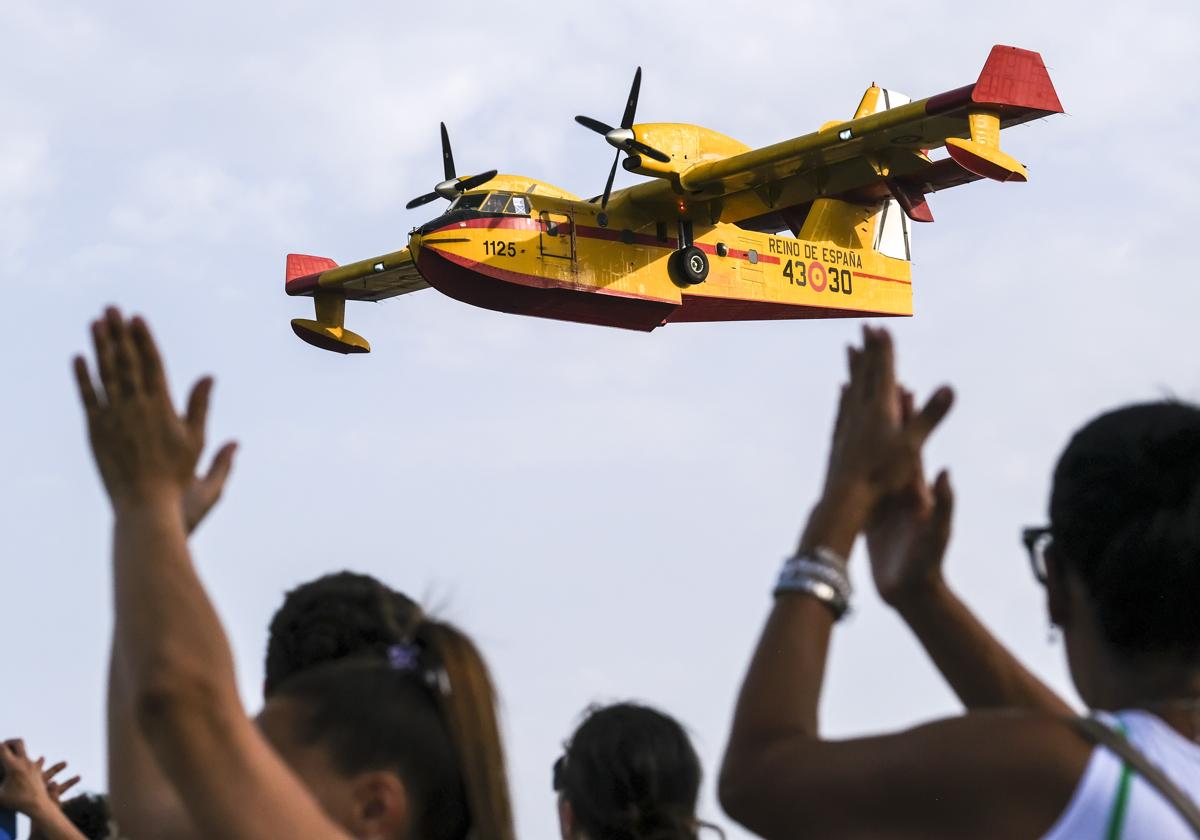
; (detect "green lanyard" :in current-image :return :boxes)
[1105,720,1134,840]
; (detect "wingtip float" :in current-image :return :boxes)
[285,45,1062,354]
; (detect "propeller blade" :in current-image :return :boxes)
[627,138,670,164]
[440,122,455,181]
[600,150,620,210]
[575,115,614,136]
[455,169,498,193]
[406,191,442,210]
[621,66,642,129]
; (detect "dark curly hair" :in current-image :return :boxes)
[1050,401,1200,657]
[555,703,718,840]
[29,794,113,840]
[263,570,419,695]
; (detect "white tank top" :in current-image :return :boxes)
[1042,710,1200,839]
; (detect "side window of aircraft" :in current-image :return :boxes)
[480,192,511,214]
[507,195,530,216]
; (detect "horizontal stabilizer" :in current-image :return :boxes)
[945,138,1028,182]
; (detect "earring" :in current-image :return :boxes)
[1047,622,1061,644]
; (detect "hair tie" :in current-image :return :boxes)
[387,642,420,671]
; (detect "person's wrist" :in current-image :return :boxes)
[799,480,875,557]
[889,572,952,616]
[819,476,878,512]
[24,794,59,825]
[113,481,187,519]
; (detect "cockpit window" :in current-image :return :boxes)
[449,193,486,212]
[447,191,533,216]
[479,192,509,213]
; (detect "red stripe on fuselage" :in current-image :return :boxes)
[669,295,908,323]
[853,270,911,285]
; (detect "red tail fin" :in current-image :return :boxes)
[973,45,1063,114]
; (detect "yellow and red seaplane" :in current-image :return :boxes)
[285,45,1061,353]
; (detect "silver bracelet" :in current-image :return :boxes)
[774,546,852,619]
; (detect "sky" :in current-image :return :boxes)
[2,1,1199,837]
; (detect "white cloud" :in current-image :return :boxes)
[109,153,310,243]
[0,131,55,263]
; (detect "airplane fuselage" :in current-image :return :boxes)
[409,188,913,332]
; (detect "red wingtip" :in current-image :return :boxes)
[286,253,337,284]
[973,45,1063,114]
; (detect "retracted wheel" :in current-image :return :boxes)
[670,245,709,285]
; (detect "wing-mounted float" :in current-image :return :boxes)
[285,45,1062,353]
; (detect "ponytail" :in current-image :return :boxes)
[274,584,515,840]
[415,620,515,840]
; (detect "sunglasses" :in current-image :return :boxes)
[1022,526,1053,585]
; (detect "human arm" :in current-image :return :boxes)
[76,308,348,840]
[718,327,1086,839]
[105,429,236,840]
[865,438,1072,714]
[0,741,87,840]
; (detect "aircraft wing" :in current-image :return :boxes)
[285,247,428,302]
[666,46,1061,227]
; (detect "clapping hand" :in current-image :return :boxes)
[0,740,79,821]
[865,452,954,607]
[823,326,954,507]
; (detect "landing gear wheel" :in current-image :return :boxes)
[670,245,709,286]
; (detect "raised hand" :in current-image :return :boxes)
[73,308,233,516]
[823,326,954,508]
[0,740,55,819]
[866,468,954,607]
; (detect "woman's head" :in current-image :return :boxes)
[264,571,420,696]
[258,594,514,840]
[554,702,707,840]
[1047,401,1200,692]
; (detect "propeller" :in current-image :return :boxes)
[575,67,671,210]
[406,122,498,210]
